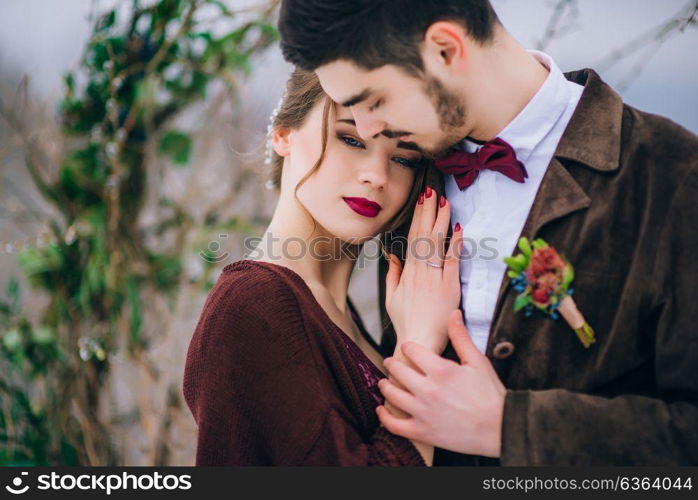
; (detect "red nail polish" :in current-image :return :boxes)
[418,193,424,205]
[454,222,461,232]
[425,185,432,198]
[439,195,446,208]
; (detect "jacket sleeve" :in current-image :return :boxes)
[500,164,698,465]
[183,270,424,466]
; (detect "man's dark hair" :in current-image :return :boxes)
[279,0,500,72]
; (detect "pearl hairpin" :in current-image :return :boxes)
[264,93,286,190]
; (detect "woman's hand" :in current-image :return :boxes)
[385,185,463,355]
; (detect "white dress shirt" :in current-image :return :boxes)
[444,50,584,355]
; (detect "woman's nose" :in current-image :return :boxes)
[358,156,389,189]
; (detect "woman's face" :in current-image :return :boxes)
[277,99,423,244]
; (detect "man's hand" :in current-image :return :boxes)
[376,309,506,457]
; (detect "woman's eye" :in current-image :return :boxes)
[391,156,420,169]
[340,135,365,149]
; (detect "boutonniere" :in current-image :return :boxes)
[504,237,595,348]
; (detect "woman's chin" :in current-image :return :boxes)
[331,229,380,246]
[313,214,386,246]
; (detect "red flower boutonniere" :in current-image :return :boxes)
[504,237,595,348]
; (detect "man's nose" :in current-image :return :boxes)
[353,110,387,140]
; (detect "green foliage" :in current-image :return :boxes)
[1,0,278,465]
[561,257,575,290]
[531,238,549,250]
[517,236,532,257]
[159,130,192,165]
[514,294,532,312]
[503,253,528,273]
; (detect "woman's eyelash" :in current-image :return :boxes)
[391,157,420,169]
[339,135,365,149]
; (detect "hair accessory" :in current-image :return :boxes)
[264,93,286,167]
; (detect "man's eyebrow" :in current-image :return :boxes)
[341,89,372,107]
[397,141,422,153]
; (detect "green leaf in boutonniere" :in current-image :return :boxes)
[503,253,528,273]
[514,294,532,312]
[517,236,532,256]
[504,236,595,348]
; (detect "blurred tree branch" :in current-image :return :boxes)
[595,0,697,92]
[535,0,580,51]
[0,0,280,465]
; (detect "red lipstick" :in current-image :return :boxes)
[343,197,382,218]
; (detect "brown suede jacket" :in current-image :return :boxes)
[378,68,698,466]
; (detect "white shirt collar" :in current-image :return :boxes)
[461,50,572,166]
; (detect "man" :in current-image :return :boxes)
[278,0,698,465]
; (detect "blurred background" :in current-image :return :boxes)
[0,0,695,465]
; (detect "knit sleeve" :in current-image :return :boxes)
[183,267,424,466]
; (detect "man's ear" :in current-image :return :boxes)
[272,126,292,157]
[421,21,468,72]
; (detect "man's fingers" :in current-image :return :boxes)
[378,379,420,416]
[400,342,450,376]
[383,356,427,394]
[376,406,419,440]
[448,309,481,365]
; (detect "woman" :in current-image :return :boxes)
[183,69,462,465]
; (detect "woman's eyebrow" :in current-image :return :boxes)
[337,119,357,126]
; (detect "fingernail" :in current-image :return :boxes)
[454,222,461,232]
[439,195,446,208]
[418,193,424,205]
[425,185,432,198]
[385,253,392,262]
[455,312,464,325]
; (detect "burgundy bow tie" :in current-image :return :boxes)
[434,137,528,190]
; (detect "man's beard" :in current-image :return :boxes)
[419,74,467,160]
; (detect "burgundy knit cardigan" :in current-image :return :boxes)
[183,259,425,466]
